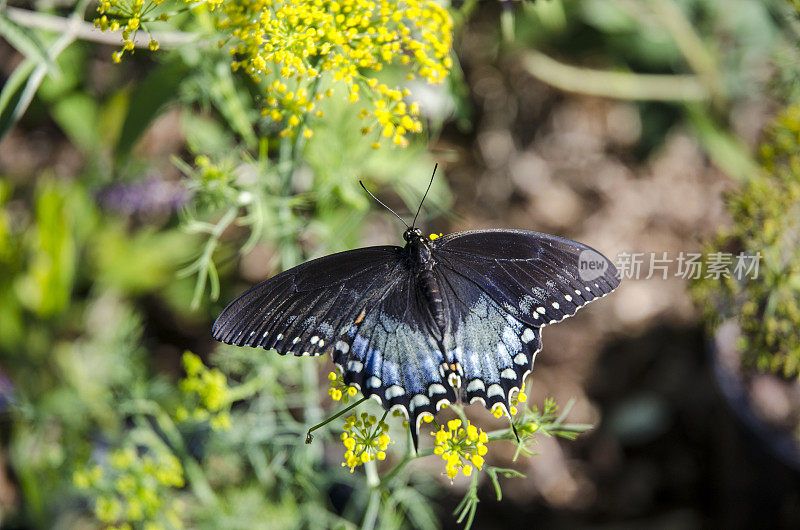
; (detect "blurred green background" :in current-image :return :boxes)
[2,0,800,528]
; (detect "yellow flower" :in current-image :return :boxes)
[327,370,359,403]
[431,418,489,482]
[340,413,393,472]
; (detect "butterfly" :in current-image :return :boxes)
[212,166,620,448]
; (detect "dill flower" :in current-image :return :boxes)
[222,0,453,144]
[74,446,184,527]
[509,386,527,416]
[97,0,454,146]
[178,351,232,430]
[340,412,393,471]
[432,418,488,482]
[327,370,359,402]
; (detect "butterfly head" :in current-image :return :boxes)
[403,227,425,244]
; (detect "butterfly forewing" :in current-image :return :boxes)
[212,246,404,357]
[432,229,619,327]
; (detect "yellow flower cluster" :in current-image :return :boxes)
[432,418,488,482]
[74,446,184,528]
[176,351,232,430]
[340,412,393,471]
[222,0,453,144]
[95,0,454,146]
[327,370,359,402]
[95,0,165,62]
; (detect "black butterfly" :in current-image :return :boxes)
[212,169,620,448]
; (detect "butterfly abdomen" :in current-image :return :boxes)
[405,237,447,333]
[419,268,446,331]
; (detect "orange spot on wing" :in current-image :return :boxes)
[355,310,366,324]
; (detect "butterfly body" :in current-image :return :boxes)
[213,228,620,447]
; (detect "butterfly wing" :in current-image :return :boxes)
[212,246,406,357]
[434,264,542,414]
[433,229,619,327]
[334,271,457,445]
[212,244,457,445]
[432,229,619,412]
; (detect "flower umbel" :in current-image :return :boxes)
[176,351,232,430]
[432,419,488,482]
[224,0,453,144]
[74,445,184,528]
[340,412,392,471]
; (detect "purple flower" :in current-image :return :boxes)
[97,177,193,218]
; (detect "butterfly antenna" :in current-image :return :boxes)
[412,163,437,228]
[359,181,409,228]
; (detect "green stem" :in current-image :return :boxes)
[521,49,709,101]
[360,486,381,530]
[4,6,196,48]
[305,396,369,443]
[378,447,433,488]
[649,0,724,103]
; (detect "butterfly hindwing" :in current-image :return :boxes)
[333,272,456,444]
[435,265,543,414]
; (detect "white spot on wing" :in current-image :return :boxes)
[367,376,381,389]
[467,379,485,393]
[310,336,319,344]
[428,384,447,396]
[335,340,349,354]
[487,384,504,398]
[501,368,516,379]
[514,353,528,365]
[347,360,363,373]
[551,302,560,309]
[410,394,430,410]
[536,307,546,314]
[385,385,405,400]
[521,328,535,343]
[292,337,300,344]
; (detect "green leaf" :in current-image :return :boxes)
[0,58,36,139]
[684,104,761,184]
[97,87,131,150]
[207,62,258,148]
[182,111,235,156]
[14,181,78,316]
[51,92,99,153]
[37,42,86,102]
[115,58,191,161]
